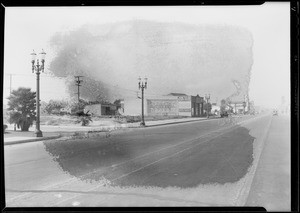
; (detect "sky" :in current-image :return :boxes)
[3,2,290,108]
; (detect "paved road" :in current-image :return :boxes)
[5,113,288,207]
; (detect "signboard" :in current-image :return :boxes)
[178,96,191,101]
[147,99,178,116]
[178,99,192,115]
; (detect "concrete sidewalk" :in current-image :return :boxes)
[3,116,211,145]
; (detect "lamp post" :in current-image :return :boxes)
[138,77,147,126]
[205,94,210,118]
[31,49,46,137]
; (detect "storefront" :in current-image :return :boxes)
[191,95,204,117]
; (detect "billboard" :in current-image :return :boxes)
[147,99,178,116]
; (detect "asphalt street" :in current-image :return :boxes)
[4,113,289,207]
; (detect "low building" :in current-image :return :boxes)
[168,93,191,116]
[124,93,205,117]
[228,93,248,114]
[229,101,246,114]
[124,95,178,116]
[211,103,221,115]
[84,103,117,116]
[191,95,205,117]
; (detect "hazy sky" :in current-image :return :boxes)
[3,3,290,108]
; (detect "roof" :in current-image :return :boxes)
[167,93,188,96]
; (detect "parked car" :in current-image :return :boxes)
[220,111,229,118]
[273,110,278,116]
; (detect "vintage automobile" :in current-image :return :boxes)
[220,111,229,118]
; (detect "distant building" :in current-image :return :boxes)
[168,93,191,116]
[191,95,205,117]
[211,103,221,115]
[84,103,117,116]
[124,93,205,117]
[227,93,249,114]
[229,101,246,114]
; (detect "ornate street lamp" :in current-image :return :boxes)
[205,94,210,118]
[31,49,46,137]
[138,77,147,126]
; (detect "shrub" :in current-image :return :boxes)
[44,100,68,115]
[126,116,141,123]
[3,124,8,133]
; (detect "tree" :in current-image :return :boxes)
[44,99,68,115]
[203,102,212,114]
[40,101,48,115]
[64,99,90,115]
[113,99,122,109]
[220,99,227,113]
[7,87,36,131]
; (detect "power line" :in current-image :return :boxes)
[4,73,67,79]
[4,73,171,98]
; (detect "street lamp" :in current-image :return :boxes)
[205,94,210,118]
[138,77,147,126]
[31,49,46,137]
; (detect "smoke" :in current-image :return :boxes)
[49,20,253,103]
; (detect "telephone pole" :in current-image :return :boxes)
[75,76,84,102]
[9,74,12,94]
[5,73,14,95]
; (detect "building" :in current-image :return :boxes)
[229,101,246,114]
[227,93,249,114]
[191,95,204,117]
[124,93,205,117]
[168,93,191,116]
[84,103,117,116]
[211,103,221,115]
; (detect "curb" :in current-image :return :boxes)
[3,117,219,145]
[144,117,218,127]
[4,135,62,146]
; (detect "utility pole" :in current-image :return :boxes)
[138,77,147,126]
[9,74,12,94]
[8,74,16,130]
[205,94,210,118]
[5,73,14,95]
[75,76,84,103]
